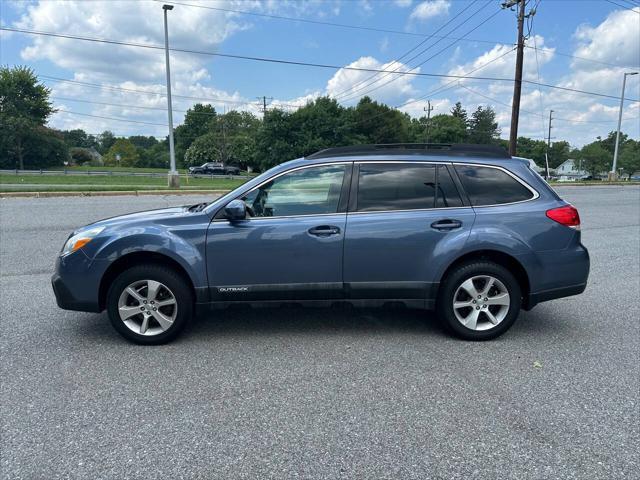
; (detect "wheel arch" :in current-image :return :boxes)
[98,251,196,311]
[439,249,531,308]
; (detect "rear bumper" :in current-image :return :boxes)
[524,242,590,309]
[526,282,587,309]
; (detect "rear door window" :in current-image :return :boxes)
[454,165,534,206]
[356,163,463,212]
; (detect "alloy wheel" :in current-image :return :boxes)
[452,275,511,331]
[117,279,178,336]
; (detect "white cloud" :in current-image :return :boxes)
[437,22,640,147]
[325,56,419,104]
[394,0,413,7]
[15,0,247,85]
[573,8,640,70]
[447,36,555,85]
[379,36,390,53]
[409,0,450,22]
[358,0,373,14]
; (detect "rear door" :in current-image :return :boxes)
[343,162,475,305]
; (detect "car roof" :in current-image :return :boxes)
[306,143,510,160]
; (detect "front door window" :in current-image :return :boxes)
[242,165,347,218]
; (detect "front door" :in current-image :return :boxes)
[343,162,475,305]
[207,163,351,302]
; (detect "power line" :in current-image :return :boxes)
[523,45,638,69]
[0,26,514,82]
[3,26,638,103]
[331,0,483,100]
[339,48,518,132]
[160,0,504,44]
[57,109,168,126]
[51,96,226,116]
[604,0,640,13]
[41,75,265,108]
[336,1,495,102]
[339,5,502,104]
[458,83,638,124]
[162,0,638,69]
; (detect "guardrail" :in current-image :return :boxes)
[0,169,251,180]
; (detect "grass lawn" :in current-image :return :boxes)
[47,165,204,174]
[0,174,247,192]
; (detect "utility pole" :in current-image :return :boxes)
[424,101,434,144]
[545,109,553,180]
[163,4,179,188]
[257,96,273,118]
[611,71,638,181]
[504,0,526,157]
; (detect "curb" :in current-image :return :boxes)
[550,182,639,187]
[0,189,230,199]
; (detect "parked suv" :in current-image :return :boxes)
[188,162,241,175]
[52,144,589,344]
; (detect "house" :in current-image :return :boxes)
[556,159,588,182]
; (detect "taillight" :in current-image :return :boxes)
[546,205,580,229]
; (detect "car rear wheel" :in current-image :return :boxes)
[437,261,521,340]
[106,265,193,345]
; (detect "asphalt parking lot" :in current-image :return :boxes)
[1,186,638,479]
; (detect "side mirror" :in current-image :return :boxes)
[224,199,247,221]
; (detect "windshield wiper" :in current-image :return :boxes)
[188,202,209,212]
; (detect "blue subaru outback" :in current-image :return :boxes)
[52,144,589,344]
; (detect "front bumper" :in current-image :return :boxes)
[51,273,101,312]
[51,252,106,313]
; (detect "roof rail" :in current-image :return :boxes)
[306,143,511,160]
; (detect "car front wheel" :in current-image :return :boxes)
[106,264,193,345]
[437,261,522,340]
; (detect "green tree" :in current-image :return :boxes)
[60,129,98,149]
[619,140,640,177]
[184,109,260,169]
[468,106,500,144]
[174,104,216,166]
[450,102,468,124]
[103,139,140,167]
[137,142,169,169]
[597,131,626,155]
[0,66,57,169]
[580,143,610,177]
[128,135,158,150]
[256,108,298,170]
[97,131,117,154]
[516,137,547,167]
[426,114,468,143]
[184,132,220,166]
[348,96,410,144]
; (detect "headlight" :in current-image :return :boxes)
[61,226,105,256]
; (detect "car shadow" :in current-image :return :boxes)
[186,304,446,339]
[73,304,573,345]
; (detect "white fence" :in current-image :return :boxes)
[0,169,250,180]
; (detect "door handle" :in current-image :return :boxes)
[308,225,341,237]
[431,219,462,231]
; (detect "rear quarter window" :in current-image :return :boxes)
[454,165,535,206]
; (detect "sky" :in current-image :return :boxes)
[1,0,639,147]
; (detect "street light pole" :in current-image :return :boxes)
[163,4,179,188]
[611,71,638,181]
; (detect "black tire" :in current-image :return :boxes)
[437,260,522,341]
[106,264,193,345]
